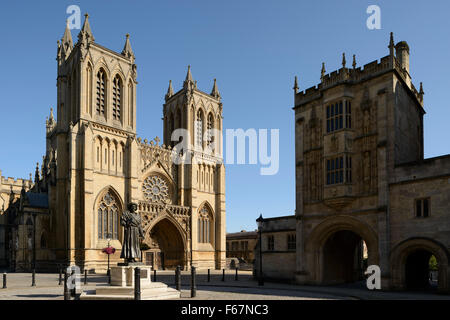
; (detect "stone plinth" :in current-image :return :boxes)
[110,265,152,287]
[80,265,180,300]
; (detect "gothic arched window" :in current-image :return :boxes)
[86,64,93,114]
[207,113,214,147]
[168,112,175,146]
[98,191,119,240]
[198,205,212,243]
[112,75,122,121]
[40,233,47,248]
[196,110,204,148]
[177,109,182,130]
[71,71,77,122]
[96,69,106,116]
[128,82,133,127]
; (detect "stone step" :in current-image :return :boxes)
[80,289,180,300]
[80,291,134,300]
[142,288,180,300]
[80,282,181,300]
[95,282,168,295]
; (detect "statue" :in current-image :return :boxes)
[120,202,144,263]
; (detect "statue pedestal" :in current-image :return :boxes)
[110,265,152,287]
[80,265,180,300]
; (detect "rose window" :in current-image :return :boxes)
[143,175,169,202]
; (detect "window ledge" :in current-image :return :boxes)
[197,243,215,251]
[96,239,122,249]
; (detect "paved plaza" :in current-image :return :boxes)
[0,270,449,300]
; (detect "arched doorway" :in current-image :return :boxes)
[304,215,379,285]
[322,230,367,285]
[404,249,435,290]
[145,218,184,270]
[391,238,449,292]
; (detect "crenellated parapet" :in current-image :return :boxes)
[0,170,34,213]
[295,34,424,108]
[0,175,33,190]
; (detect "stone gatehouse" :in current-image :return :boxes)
[255,33,450,292]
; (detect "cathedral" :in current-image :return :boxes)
[0,15,226,272]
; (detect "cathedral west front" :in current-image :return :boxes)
[0,15,226,272]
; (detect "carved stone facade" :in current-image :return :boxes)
[256,34,450,292]
[0,15,226,272]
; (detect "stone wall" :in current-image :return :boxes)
[254,216,296,281]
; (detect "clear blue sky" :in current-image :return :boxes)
[0,1,449,233]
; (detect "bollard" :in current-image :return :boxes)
[84,269,87,285]
[190,266,196,298]
[174,267,178,286]
[134,267,141,300]
[63,272,70,300]
[207,268,210,282]
[71,269,76,298]
[31,269,36,287]
[222,268,225,282]
[153,269,156,282]
[2,273,6,289]
[235,267,238,281]
[58,267,62,285]
[175,266,181,291]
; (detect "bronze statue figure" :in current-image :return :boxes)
[120,202,144,263]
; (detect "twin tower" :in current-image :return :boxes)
[41,14,226,271]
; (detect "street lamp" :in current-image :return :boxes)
[32,213,37,286]
[106,233,112,277]
[256,214,264,286]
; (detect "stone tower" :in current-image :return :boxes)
[292,33,425,288]
[163,66,226,269]
[256,33,450,293]
[52,15,138,269]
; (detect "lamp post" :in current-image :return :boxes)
[106,233,111,277]
[32,213,37,286]
[256,214,264,286]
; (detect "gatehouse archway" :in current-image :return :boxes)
[322,230,367,284]
[390,238,449,292]
[305,215,379,285]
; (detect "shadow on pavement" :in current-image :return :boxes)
[15,294,61,299]
[175,284,348,299]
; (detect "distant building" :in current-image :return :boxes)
[226,230,257,264]
[255,33,450,292]
[254,216,297,281]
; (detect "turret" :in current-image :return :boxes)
[395,41,410,75]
